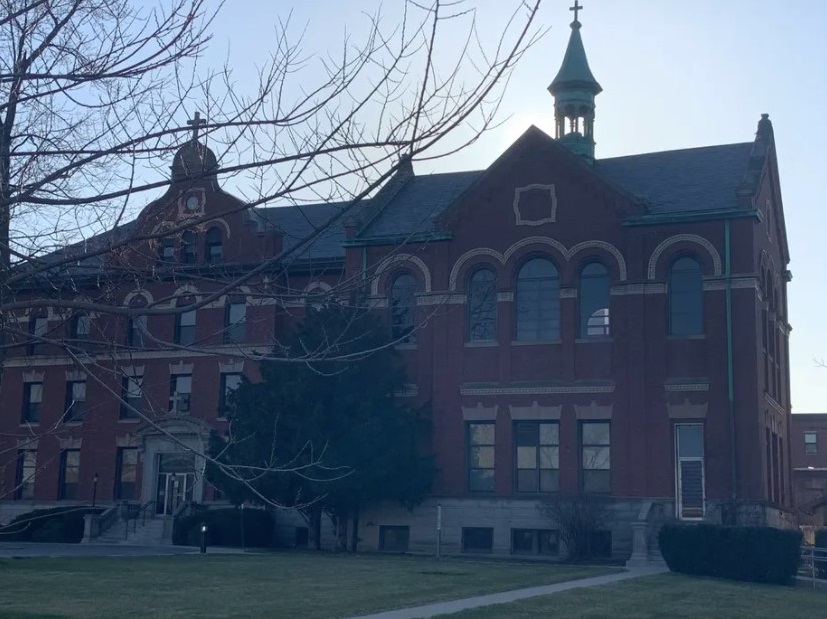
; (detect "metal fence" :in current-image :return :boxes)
[800,545,827,588]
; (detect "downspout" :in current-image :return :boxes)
[725,219,738,517]
[361,246,367,280]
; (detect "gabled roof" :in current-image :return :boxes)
[358,171,482,238]
[595,142,754,214]
[256,202,347,263]
[353,140,755,241]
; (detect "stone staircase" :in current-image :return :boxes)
[90,516,167,546]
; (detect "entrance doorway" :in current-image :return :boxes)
[156,453,196,515]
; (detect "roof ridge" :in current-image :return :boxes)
[597,141,753,162]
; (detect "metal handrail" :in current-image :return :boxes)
[140,500,156,527]
[800,545,827,589]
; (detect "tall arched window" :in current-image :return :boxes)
[181,230,197,263]
[389,273,417,343]
[669,257,703,336]
[515,258,559,341]
[467,268,497,342]
[69,312,92,350]
[579,263,610,337]
[205,227,223,264]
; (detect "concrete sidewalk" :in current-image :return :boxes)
[346,565,668,619]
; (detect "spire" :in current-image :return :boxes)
[549,2,602,163]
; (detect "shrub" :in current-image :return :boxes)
[539,494,610,562]
[815,529,827,578]
[173,507,274,548]
[1,506,104,543]
[658,523,802,585]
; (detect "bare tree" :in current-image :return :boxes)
[0,0,544,506]
[540,493,610,562]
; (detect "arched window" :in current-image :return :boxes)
[389,273,417,343]
[515,258,559,341]
[205,227,223,264]
[70,313,92,350]
[579,263,610,337]
[467,268,497,342]
[181,230,197,264]
[669,257,703,336]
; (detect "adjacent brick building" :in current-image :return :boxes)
[0,14,794,559]
[791,414,827,531]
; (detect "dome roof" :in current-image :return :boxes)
[171,140,218,182]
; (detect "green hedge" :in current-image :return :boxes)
[1,506,104,543]
[815,529,827,578]
[173,507,274,548]
[658,523,802,585]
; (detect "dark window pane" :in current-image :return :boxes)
[669,257,703,336]
[516,469,539,492]
[59,450,80,500]
[589,530,612,558]
[583,469,611,493]
[219,373,242,417]
[224,303,246,344]
[538,530,559,555]
[15,450,37,499]
[389,274,417,342]
[582,422,610,445]
[379,526,410,552]
[22,383,42,423]
[468,268,497,341]
[175,309,197,345]
[462,527,493,552]
[516,258,560,341]
[676,425,704,458]
[579,263,610,337]
[511,529,535,553]
[206,228,223,263]
[64,381,86,423]
[469,469,495,492]
[181,231,197,263]
[540,469,559,492]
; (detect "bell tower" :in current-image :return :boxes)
[548,1,602,163]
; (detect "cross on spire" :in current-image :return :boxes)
[186,111,206,141]
[570,0,583,23]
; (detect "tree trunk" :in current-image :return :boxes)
[334,509,348,552]
[349,507,360,552]
[310,505,322,551]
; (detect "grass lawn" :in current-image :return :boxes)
[450,572,827,619]
[0,552,612,619]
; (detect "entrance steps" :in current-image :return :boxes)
[90,517,168,546]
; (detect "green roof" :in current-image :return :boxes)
[549,20,602,95]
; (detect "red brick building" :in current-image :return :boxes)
[0,15,794,559]
[791,414,827,531]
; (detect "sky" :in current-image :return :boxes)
[197,0,827,413]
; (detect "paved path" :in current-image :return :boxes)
[0,542,246,558]
[346,565,668,619]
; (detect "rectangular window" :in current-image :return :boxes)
[511,529,559,555]
[515,422,559,493]
[159,239,175,263]
[128,315,147,349]
[28,316,48,354]
[589,530,613,558]
[675,424,705,519]
[467,422,495,492]
[59,449,80,500]
[169,374,192,413]
[63,380,86,423]
[120,376,143,420]
[224,302,246,344]
[175,309,196,346]
[462,527,493,553]
[15,450,37,499]
[379,526,410,552]
[581,421,611,493]
[219,373,242,418]
[114,448,138,500]
[21,382,43,424]
[805,431,817,454]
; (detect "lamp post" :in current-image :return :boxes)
[436,503,442,560]
[200,522,208,554]
[240,503,246,552]
[92,473,99,507]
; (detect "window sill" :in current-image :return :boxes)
[62,421,83,426]
[667,334,706,341]
[511,340,561,346]
[19,422,40,428]
[575,337,612,344]
[118,418,141,424]
[394,343,417,351]
[465,341,499,348]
